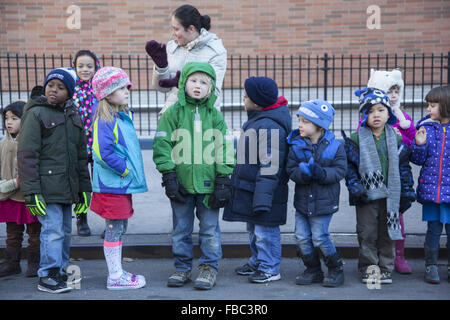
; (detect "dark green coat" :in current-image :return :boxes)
[17,97,92,204]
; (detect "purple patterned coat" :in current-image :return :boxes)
[410,115,450,204]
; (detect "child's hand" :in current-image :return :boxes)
[394,127,401,136]
[415,127,427,146]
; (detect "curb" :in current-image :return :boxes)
[1,233,447,260]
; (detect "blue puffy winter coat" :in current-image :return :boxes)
[410,115,450,204]
[286,129,346,216]
[92,108,148,194]
[223,97,292,226]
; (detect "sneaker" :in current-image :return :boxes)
[167,270,191,287]
[106,271,146,290]
[235,263,257,276]
[380,271,393,284]
[194,265,216,290]
[248,270,281,283]
[38,268,72,294]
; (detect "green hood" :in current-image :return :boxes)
[177,62,217,109]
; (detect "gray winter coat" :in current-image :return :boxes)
[152,28,227,113]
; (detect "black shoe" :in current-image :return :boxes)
[235,263,257,276]
[248,270,281,283]
[38,268,72,293]
[76,214,91,237]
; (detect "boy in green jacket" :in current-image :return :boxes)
[153,62,235,290]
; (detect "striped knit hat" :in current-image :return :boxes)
[92,67,132,100]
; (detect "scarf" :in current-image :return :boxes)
[358,125,403,240]
[72,79,97,157]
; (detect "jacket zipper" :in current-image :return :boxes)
[436,126,446,203]
[64,107,75,202]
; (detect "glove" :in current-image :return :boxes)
[0,178,19,194]
[209,176,233,209]
[310,162,326,181]
[349,183,370,205]
[399,197,413,213]
[74,192,92,215]
[25,194,47,217]
[159,71,181,89]
[162,172,188,203]
[145,40,168,68]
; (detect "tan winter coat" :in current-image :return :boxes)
[0,132,24,201]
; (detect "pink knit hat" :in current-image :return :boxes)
[92,67,132,100]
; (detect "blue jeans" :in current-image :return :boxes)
[425,220,450,249]
[247,223,281,275]
[294,211,337,257]
[37,204,72,277]
[170,195,222,273]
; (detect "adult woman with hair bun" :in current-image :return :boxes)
[146,4,227,113]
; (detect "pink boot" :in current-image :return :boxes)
[394,213,412,274]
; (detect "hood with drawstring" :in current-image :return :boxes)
[153,61,235,195]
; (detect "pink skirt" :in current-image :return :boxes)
[90,192,134,219]
[0,199,39,225]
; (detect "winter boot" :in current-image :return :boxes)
[322,252,345,287]
[0,248,22,277]
[394,240,412,274]
[296,250,324,285]
[424,244,440,284]
[76,214,91,237]
[26,250,40,277]
[394,213,412,274]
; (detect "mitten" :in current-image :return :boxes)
[310,162,326,181]
[0,178,19,194]
[145,40,168,68]
[159,71,181,89]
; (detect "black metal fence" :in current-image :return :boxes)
[1,52,449,136]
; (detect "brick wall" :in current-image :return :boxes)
[1,0,449,56]
[0,1,448,91]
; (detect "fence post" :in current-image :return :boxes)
[321,53,329,101]
[447,51,450,85]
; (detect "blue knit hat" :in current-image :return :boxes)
[43,67,77,99]
[296,99,336,130]
[355,87,397,127]
[244,76,278,108]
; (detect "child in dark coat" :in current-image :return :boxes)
[223,76,292,283]
[286,100,347,287]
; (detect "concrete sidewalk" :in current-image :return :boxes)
[0,258,448,300]
[0,150,448,258]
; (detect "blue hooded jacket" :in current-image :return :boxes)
[92,108,148,194]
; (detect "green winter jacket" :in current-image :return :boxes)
[153,62,235,194]
[17,97,92,204]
